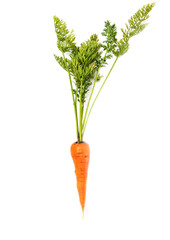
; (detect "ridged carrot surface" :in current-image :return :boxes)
[70,142,90,214]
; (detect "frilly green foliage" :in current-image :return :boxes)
[113,3,155,56]
[102,21,117,61]
[69,34,102,102]
[54,55,68,71]
[54,18,103,103]
[54,16,76,53]
[53,3,155,142]
[54,3,155,100]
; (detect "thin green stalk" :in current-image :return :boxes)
[79,81,83,142]
[62,52,79,141]
[81,104,84,140]
[82,50,108,130]
[75,85,79,141]
[83,56,119,136]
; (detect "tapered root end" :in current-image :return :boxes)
[82,209,84,220]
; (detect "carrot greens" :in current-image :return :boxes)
[54,3,155,143]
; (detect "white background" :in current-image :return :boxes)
[0,0,170,239]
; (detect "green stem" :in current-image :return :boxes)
[83,56,119,136]
[79,81,83,142]
[82,50,108,130]
[75,85,79,141]
[62,52,79,141]
[81,104,84,140]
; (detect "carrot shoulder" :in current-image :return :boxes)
[70,142,90,214]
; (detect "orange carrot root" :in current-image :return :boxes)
[70,142,90,214]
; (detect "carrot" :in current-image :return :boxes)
[70,141,90,214]
[54,4,155,215]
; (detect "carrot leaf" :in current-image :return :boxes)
[54,16,76,54]
[113,3,155,57]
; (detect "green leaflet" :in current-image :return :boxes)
[53,55,68,71]
[102,20,117,54]
[54,16,76,53]
[113,3,155,57]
